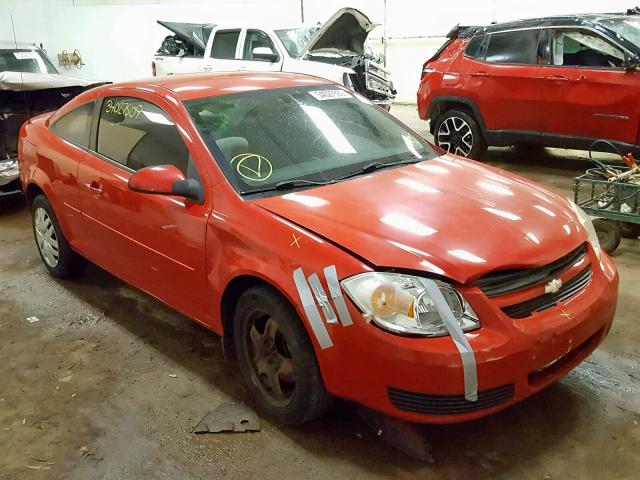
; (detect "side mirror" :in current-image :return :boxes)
[128,165,203,203]
[252,46,278,62]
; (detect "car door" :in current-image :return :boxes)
[235,29,283,72]
[460,28,546,136]
[76,91,212,323]
[203,28,243,72]
[42,101,96,249]
[539,27,640,147]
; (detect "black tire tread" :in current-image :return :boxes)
[619,221,640,239]
[593,218,621,254]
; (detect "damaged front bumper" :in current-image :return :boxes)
[344,58,395,108]
[0,157,21,198]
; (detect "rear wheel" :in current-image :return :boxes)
[31,195,87,278]
[233,285,332,425]
[593,218,621,254]
[434,109,485,159]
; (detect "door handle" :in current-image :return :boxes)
[203,66,213,71]
[545,75,569,82]
[84,181,103,197]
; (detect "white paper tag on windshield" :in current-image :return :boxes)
[309,89,352,101]
[14,51,38,60]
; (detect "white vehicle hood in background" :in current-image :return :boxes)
[300,8,378,56]
[0,71,91,90]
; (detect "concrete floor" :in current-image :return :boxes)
[1,104,639,479]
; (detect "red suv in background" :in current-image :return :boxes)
[418,13,640,159]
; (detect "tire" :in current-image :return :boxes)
[433,109,486,159]
[593,218,621,254]
[31,194,87,278]
[618,221,640,239]
[233,285,332,425]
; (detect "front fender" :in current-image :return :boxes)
[204,189,372,395]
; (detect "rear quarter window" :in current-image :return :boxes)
[49,102,93,148]
[465,35,485,59]
[485,30,540,64]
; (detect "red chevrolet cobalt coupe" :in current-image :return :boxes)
[19,73,618,425]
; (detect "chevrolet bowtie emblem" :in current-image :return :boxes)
[544,278,563,294]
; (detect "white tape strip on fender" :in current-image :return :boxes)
[307,273,338,324]
[293,268,333,349]
[323,265,353,326]
[419,278,478,402]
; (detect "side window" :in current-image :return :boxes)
[242,30,277,60]
[96,97,190,175]
[50,102,93,147]
[552,29,624,68]
[465,35,485,59]
[485,30,541,65]
[210,29,241,59]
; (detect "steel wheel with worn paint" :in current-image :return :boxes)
[233,285,332,425]
[31,194,87,278]
[248,314,296,406]
[434,109,485,159]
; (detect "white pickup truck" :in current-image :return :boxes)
[152,8,395,109]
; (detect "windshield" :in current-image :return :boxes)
[274,27,319,57]
[600,16,640,49]
[0,49,59,75]
[185,86,436,196]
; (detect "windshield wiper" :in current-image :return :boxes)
[328,158,424,183]
[240,179,329,196]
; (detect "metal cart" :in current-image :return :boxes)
[573,148,640,254]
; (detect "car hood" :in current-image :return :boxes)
[300,8,378,56]
[157,20,216,53]
[254,156,586,284]
[0,71,92,90]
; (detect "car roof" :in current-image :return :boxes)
[101,72,334,101]
[0,41,39,50]
[476,12,631,34]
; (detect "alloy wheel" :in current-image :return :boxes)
[247,313,296,406]
[437,116,474,157]
[34,207,59,268]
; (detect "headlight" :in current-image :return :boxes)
[341,272,479,337]
[569,201,602,260]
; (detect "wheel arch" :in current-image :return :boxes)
[25,182,45,207]
[219,273,304,351]
[427,96,487,134]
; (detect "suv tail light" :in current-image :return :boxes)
[151,61,157,77]
[421,63,435,81]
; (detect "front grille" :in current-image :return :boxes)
[476,244,587,297]
[502,266,592,319]
[388,384,514,415]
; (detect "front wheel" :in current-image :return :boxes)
[433,109,485,159]
[233,285,332,425]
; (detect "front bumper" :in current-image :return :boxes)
[322,250,618,424]
[0,159,21,199]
